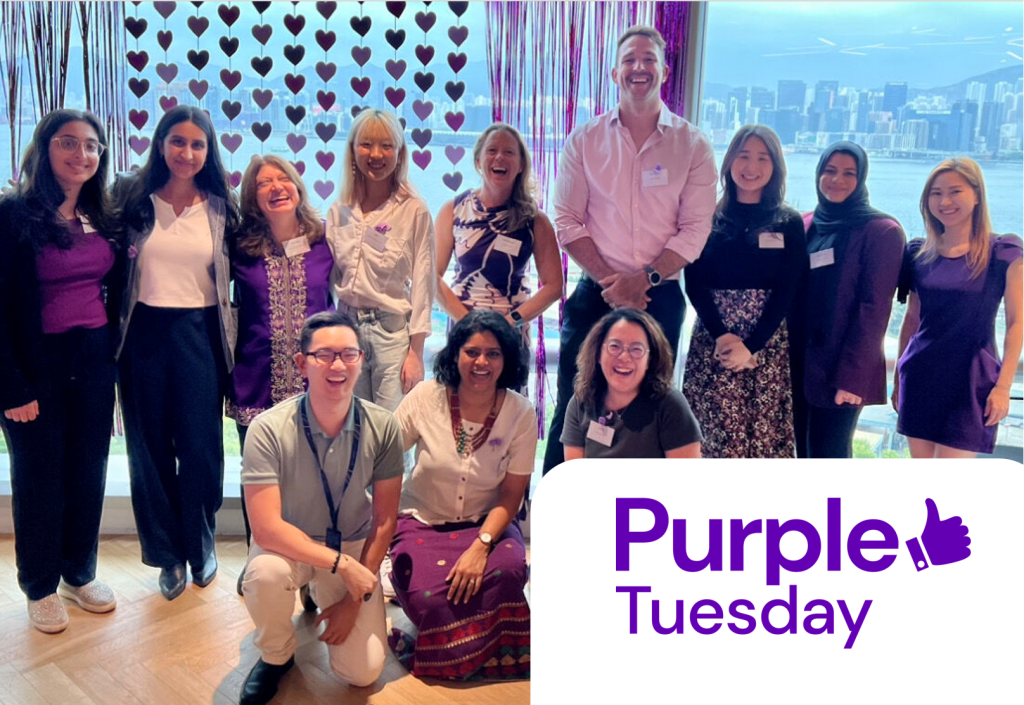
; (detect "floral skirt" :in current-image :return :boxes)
[388,515,530,680]
[682,289,795,458]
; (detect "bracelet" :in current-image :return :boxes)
[331,552,342,574]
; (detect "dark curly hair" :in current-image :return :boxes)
[573,308,674,412]
[433,309,529,391]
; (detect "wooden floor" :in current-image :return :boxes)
[0,536,529,705]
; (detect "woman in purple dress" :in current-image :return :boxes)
[894,158,1022,457]
[228,155,334,588]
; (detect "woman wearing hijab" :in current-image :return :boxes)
[795,141,905,458]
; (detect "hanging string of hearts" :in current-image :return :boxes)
[218,1,243,188]
[411,2,436,172]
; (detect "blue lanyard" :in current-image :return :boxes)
[299,394,361,539]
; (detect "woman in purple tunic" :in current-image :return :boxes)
[228,155,334,582]
[894,158,1023,457]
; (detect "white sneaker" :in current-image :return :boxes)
[57,579,117,613]
[27,594,69,633]
[380,554,396,599]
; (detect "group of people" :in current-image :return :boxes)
[1,22,1019,703]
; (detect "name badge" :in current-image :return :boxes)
[493,234,522,257]
[284,237,311,258]
[809,248,836,269]
[363,228,389,253]
[758,232,785,249]
[641,166,669,188]
[325,527,342,552]
[587,420,615,447]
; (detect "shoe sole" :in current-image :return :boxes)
[30,617,69,634]
[57,586,116,614]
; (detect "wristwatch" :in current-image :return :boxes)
[477,532,494,548]
[644,265,662,287]
[509,309,524,328]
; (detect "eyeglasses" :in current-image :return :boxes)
[603,340,649,360]
[52,136,105,156]
[306,348,363,364]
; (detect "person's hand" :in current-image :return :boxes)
[315,596,362,645]
[598,271,651,310]
[3,400,39,422]
[984,385,1010,426]
[445,540,489,605]
[400,349,424,394]
[338,555,378,601]
[713,334,743,367]
[834,389,863,406]
[718,340,754,371]
[741,353,759,370]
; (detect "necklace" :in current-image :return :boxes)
[448,387,500,458]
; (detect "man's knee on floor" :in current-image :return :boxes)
[329,643,386,687]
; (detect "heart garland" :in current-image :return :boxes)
[280,7,308,190]
[249,2,272,149]
[186,4,210,104]
[218,2,241,187]
[307,1,344,206]
[411,3,436,172]
[152,2,176,117]
[125,4,150,165]
[384,4,407,117]
[443,1,468,190]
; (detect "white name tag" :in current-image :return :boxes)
[641,166,669,188]
[363,228,389,253]
[809,248,836,269]
[586,420,615,447]
[758,231,785,249]
[492,234,522,257]
[284,237,311,258]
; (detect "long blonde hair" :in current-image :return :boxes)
[338,109,414,207]
[917,157,992,279]
[236,154,324,257]
[472,123,538,231]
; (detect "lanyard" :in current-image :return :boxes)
[299,394,361,542]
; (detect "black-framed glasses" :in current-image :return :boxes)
[51,136,105,156]
[603,340,649,360]
[307,348,363,364]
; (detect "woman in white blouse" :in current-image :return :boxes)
[326,109,436,412]
[114,106,239,601]
[389,310,534,680]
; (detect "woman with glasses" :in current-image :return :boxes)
[327,109,436,413]
[682,125,806,458]
[389,310,535,679]
[562,308,702,460]
[114,105,240,600]
[0,109,119,632]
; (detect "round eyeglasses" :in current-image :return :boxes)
[603,340,649,360]
[307,348,363,364]
[51,136,105,156]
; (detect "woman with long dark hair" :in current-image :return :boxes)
[0,109,119,632]
[795,141,905,458]
[683,125,806,457]
[114,105,240,600]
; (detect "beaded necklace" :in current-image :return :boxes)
[447,387,501,458]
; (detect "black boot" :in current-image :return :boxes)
[239,656,295,705]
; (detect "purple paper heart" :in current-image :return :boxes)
[412,99,433,121]
[251,56,273,78]
[251,122,272,142]
[128,78,149,99]
[444,80,465,102]
[385,59,407,81]
[349,15,371,38]
[157,30,173,51]
[317,90,336,111]
[284,73,305,94]
[316,61,338,82]
[315,150,335,171]
[187,49,210,71]
[315,123,337,142]
[220,68,241,90]
[252,2,271,13]
[124,17,147,40]
[385,2,405,19]
[219,36,239,57]
[351,46,371,67]
[314,180,335,200]
[350,105,365,118]
[384,87,406,109]
[152,62,175,83]
[222,100,241,120]
[414,71,435,92]
[252,88,273,110]
[188,79,209,100]
[293,160,306,176]
[414,45,434,67]
[414,11,436,32]
[127,50,149,72]
[285,105,306,126]
[229,170,242,188]
[187,16,209,37]
[444,111,465,131]
[316,1,337,20]
[129,135,150,156]
[449,2,469,18]
[442,172,463,191]
[385,28,406,50]
[444,144,465,165]
[283,44,305,67]
[350,76,371,98]
[412,149,431,170]
[315,29,336,51]
[129,109,149,130]
[153,1,176,19]
[251,24,272,46]
[220,133,242,154]
[410,128,432,149]
[447,52,467,74]
[448,25,469,47]
[159,95,177,112]
[218,5,240,27]
[283,13,305,36]
[286,134,307,153]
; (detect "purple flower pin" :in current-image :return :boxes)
[375,222,392,235]
[488,437,503,448]
[128,245,139,259]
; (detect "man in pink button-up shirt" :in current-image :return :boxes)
[543,25,717,473]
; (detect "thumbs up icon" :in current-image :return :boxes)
[906,498,971,572]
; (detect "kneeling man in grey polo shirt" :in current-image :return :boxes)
[239,311,404,704]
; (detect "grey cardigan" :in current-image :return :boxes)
[117,193,236,371]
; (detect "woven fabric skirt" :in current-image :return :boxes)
[682,289,795,458]
[388,514,530,679]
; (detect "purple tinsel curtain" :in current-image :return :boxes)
[655,2,691,117]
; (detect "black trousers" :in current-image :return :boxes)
[2,326,115,600]
[542,277,685,474]
[804,404,863,458]
[119,304,227,569]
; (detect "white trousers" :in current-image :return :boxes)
[241,539,387,687]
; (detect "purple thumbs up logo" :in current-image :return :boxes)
[906,498,971,572]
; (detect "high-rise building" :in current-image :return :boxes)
[728,86,748,124]
[992,81,1013,104]
[979,101,1002,153]
[749,86,774,111]
[901,119,930,150]
[777,80,806,111]
[815,81,838,112]
[882,82,908,117]
[953,100,978,151]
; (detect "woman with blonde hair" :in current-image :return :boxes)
[894,158,1022,457]
[327,109,436,412]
